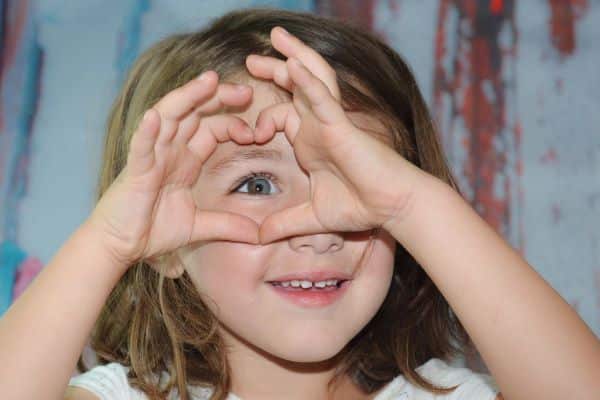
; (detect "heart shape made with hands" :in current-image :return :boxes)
[240,26,421,245]
[119,26,423,276]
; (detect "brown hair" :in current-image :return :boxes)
[78,7,471,400]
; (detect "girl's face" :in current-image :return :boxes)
[177,78,396,365]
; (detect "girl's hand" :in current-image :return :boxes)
[88,71,261,266]
[246,27,428,243]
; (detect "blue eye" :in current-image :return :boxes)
[233,172,280,195]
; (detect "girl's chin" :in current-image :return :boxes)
[264,337,350,364]
[219,320,351,363]
[265,348,344,366]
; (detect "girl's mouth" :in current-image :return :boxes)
[269,279,347,290]
[267,279,351,308]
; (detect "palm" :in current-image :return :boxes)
[252,55,416,242]
[135,146,203,257]
[90,73,260,265]
[247,27,419,243]
[292,110,396,232]
[308,170,370,231]
[95,123,204,261]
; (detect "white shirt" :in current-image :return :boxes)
[68,357,500,399]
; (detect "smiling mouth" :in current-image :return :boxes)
[268,280,349,290]
[267,279,352,308]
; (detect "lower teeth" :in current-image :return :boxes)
[285,286,337,291]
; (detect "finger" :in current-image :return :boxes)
[154,71,253,122]
[127,108,161,176]
[174,104,253,147]
[153,70,219,120]
[191,210,260,244]
[259,202,324,244]
[246,54,295,92]
[169,82,253,148]
[254,102,301,144]
[186,114,255,163]
[193,82,253,115]
[270,26,341,100]
[286,57,348,126]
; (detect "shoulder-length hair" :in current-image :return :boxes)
[78,7,471,400]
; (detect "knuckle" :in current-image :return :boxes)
[274,66,289,85]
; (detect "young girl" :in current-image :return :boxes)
[0,7,598,400]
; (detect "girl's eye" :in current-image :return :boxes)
[232,172,280,195]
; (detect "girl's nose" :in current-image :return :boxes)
[288,232,344,254]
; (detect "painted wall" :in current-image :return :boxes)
[1,0,598,373]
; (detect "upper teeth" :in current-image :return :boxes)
[276,279,339,288]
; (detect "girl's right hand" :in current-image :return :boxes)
[87,70,260,267]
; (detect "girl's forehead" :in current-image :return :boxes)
[202,132,294,177]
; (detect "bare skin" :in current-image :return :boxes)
[2,25,597,400]
[244,27,599,400]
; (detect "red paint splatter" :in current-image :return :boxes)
[0,0,30,132]
[540,148,559,164]
[551,203,562,223]
[0,0,31,191]
[514,121,522,147]
[555,77,564,94]
[515,159,523,176]
[490,0,503,15]
[547,0,589,58]
[433,0,523,249]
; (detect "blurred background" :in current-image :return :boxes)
[1,0,598,373]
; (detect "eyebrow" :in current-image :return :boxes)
[205,148,284,176]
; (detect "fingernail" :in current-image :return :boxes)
[278,26,291,36]
[197,71,211,81]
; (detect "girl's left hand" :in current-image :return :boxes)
[246,27,429,243]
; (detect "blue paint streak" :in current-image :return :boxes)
[1,1,42,244]
[0,240,26,316]
[5,43,42,242]
[115,0,150,87]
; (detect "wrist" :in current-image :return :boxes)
[78,218,135,274]
[382,172,457,243]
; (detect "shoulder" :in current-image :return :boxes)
[68,363,217,400]
[67,362,146,400]
[373,358,501,400]
[417,358,500,399]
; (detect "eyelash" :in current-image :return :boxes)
[230,171,280,195]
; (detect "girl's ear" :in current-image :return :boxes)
[145,253,185,279]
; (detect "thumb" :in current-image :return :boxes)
[259,202,324,243]
[190,210,260,244]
